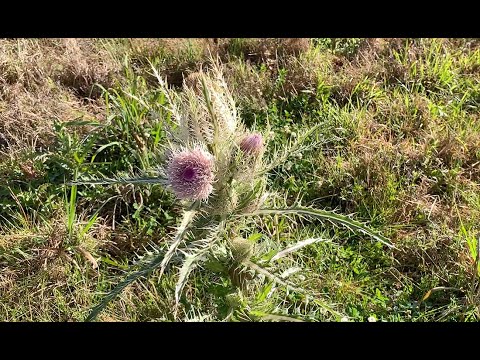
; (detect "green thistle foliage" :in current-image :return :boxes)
[83,59,391,321]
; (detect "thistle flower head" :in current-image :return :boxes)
[166,148,215,201]
[240,133,264,156]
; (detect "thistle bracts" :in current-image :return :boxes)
[166,147,215,201]
[240,133,264,157]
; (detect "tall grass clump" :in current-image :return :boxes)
[79,60,393,321]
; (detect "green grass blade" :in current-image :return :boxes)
[257,313,304,322]
[66,181,77,240]
[79,212,99,239]
[90,142,120,163]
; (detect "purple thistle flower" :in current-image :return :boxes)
[166,148,215,201]
[240,133,264,156]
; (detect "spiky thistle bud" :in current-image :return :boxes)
[166,148,215,201]
[230,237,253,262]
[240,133,264,156]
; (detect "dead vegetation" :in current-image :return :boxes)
[0,39,119,151]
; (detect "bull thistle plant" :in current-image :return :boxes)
[81,61,393,321]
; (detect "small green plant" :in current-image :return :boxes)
[458,209,480,278]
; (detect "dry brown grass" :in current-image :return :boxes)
[218,39,329,107]
[222,59,272,111]
[219,38,311,63]
[321,38,433,106]
[0,207,108,320]
[128,38,216,59]
[0,38,120,152]
[118,38,316,107]
[279,49,333,96]
[372,93,431,141]
[126,38,218,87]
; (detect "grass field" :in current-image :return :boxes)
[1,38,479,322]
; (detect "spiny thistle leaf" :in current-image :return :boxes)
[68,176,167,186]
[86,207,197,321]
[271,237,330,262]
[243,260,306,294]
[158,208,198,279]
[175,225,222,305]
[175,254,202,306]
[261,124,320,175]
[243,260,343,318]
[245,207,394,248]
[258,313,304,322]
[85,250,165,322]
